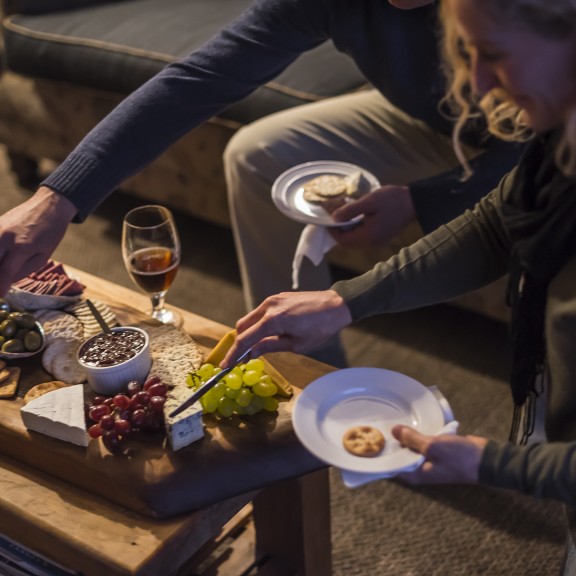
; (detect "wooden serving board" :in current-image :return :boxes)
[0,281,332,518]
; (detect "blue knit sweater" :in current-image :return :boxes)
[43,0,522,230]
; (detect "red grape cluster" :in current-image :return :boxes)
[87,376,168,453]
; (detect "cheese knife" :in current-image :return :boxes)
[86,299,112,333]
[168,347,252,418]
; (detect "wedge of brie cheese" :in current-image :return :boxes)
[20,384,89,447]
[164,386,204,451]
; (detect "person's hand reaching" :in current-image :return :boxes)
[329,185,415,249]
[221,290,352,367]
[0,186,77,295]
[391,425,488,485]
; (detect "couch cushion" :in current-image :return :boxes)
[3,0,111,16]
[2,0,367,125]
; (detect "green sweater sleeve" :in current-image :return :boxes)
[332,176,515,322]
[480,440,576,505]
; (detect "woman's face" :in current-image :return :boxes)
[448,0,576,132]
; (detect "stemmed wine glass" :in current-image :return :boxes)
[122,205,181,325]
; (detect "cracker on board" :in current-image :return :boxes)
[42,337,86,384]
[34,309,86,384]
[24,381,68,404]
[138,321,204,389]
[35,310,84,344]
[0,367,20,399]
[342,425,386,457]
[66,300,119,338]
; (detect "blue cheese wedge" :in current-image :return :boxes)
[164,386,204,451]
[20,384,88,447]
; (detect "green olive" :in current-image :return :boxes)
[2,339,24,353]
[24,331,42,352]
[0,319,18,339]
[11,312,36,330]
[0,310,9,323]
[16,328,29,341]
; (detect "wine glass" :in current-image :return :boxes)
[122,205,181,325]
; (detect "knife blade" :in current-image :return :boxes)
[168,347,252,418]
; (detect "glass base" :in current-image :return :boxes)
[151,306,182,327]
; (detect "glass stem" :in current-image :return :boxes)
[151,292,166,314]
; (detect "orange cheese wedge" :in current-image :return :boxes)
[205,329,238,366]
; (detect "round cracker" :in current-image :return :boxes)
[36,310,84,345]
[24,381,68,404]
[343,425,385,457]
[302,175,348,201]
[42,337,86,384]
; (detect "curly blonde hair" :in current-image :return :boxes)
[439,0,576,176]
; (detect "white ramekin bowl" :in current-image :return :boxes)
[77,326,151,395]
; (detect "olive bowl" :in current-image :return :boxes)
[77,326,151,395]
[0,320,46,360]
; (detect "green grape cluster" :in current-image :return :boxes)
[187,358,280,417]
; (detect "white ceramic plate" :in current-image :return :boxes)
[293,367,445,474]
[272,161,380,227]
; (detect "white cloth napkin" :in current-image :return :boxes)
[340,386,458,489]
[292,224,338,290]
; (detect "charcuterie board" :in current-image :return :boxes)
[0,272,330,518]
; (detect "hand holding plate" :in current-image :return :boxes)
[329,185,415,249]
[391,424,488,485]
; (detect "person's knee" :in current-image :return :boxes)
[224,120,278,179]
[224,126,253,175]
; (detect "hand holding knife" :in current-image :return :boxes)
[168,347,253,418]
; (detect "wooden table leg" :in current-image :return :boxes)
[252,468,332,576]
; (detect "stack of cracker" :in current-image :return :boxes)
[302,171,363,213]
[37,310,87,384]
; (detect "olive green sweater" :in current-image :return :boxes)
[333,167,576,505]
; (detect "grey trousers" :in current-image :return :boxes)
[224,90,467,364]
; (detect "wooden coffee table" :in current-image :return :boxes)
[0,266,334,576]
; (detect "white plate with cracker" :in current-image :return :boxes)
[293,368,445,474]
[272,161,380,227]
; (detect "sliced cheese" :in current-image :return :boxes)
[20,384,88,447]
[164,386,204,451]
[205,329,237,366]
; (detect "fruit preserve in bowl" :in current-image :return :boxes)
[78,326,151,395]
